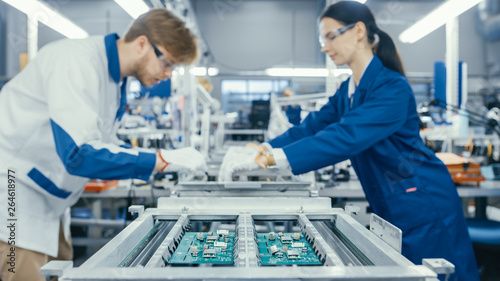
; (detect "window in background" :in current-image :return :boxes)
[221,79,289,129]
[126,78,172,102]
[127,79,142,101]
[221,79,289,113]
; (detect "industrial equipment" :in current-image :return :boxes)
[436,152,486,186]
[173,145,318,197]
[42,197,452,280]
[173,181,316,197]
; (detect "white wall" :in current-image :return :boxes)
[193,0,489,76]
[192,0,325,73]
[0,2,6,77]
[1,0,496,89]
[192,0,492,103]
[0,0,133,79]
[0,2,27,78]
[368,1,487,76]
[38,0,133,49]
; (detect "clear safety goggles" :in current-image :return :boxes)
[319,23,356,48]
[149,40,176,69]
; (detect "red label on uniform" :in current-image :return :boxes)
[406,187,417,192]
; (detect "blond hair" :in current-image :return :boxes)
[124,9,198,65]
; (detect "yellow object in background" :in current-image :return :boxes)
[197,77,213,92]
[466,138,474,154]
[132,137,138,147]
[20,53,29,71]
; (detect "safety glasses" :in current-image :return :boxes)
[149,40,176,69]
[319,23,356,48]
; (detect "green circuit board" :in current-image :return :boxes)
[168,231,235,265]
[257,232,322,266]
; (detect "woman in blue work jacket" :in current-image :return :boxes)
[253,2,479,280]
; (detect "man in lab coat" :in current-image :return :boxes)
[0,9,206,281]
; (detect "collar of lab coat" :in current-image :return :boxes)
[104,33,121,84]
[105,33,128,121]
[348,55,375,100]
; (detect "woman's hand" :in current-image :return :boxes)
[248,143,275,169]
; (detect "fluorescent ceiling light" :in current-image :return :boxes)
[266,68,328,77]
[352,0,367,3]
[265,68,294,77]
[2,0,88,38]
[191,67,207,76]
[332,69,353,76]
[190,67,219,76]
[207,67,219,76]
[114,0,149,19]
[266,68,351,77]
[399,0,481,43]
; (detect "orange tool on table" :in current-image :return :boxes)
[436,153,485,186]
[84,180,119,193]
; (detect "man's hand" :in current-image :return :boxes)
[157,147,207,172]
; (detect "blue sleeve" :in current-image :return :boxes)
[282,77,411,175]
[120,143,133,149]
[45,49,156,181]
[269,84,345,148]
[285,106,302,125]
[51,119,155,182]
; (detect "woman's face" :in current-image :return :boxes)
[319,18,358,66]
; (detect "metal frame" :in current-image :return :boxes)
[42,198,450,280]
[173,181,316,197]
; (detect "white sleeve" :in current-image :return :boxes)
[45,49,155,181]
[271,148,291,169]
[262,142,273,151]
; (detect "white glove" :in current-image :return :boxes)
[159,147,207,172]
[218,146,261,182]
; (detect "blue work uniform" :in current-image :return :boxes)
[285,105,302,125]
[269,55,479,281]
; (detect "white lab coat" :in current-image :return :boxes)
[0,35,156,257]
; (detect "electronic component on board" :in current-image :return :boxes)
[169,232,235,265]
[203,248,216,258]
[217,230,229,237]
[270,245,279,255]
[269,232,276,241]
[292,242,305,248]
[281,236,292,244]
[287,249,300,260]
[214,242,227,247]
[206,235,217,243]
[190,246,199,256]
[257,233,321,266]
[197,232,204,241]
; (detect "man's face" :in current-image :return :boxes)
[134,41,177,87]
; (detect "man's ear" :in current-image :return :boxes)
[135,35,149,55]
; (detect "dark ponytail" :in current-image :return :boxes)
[320,1,405,76]
[374,29,405,75]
